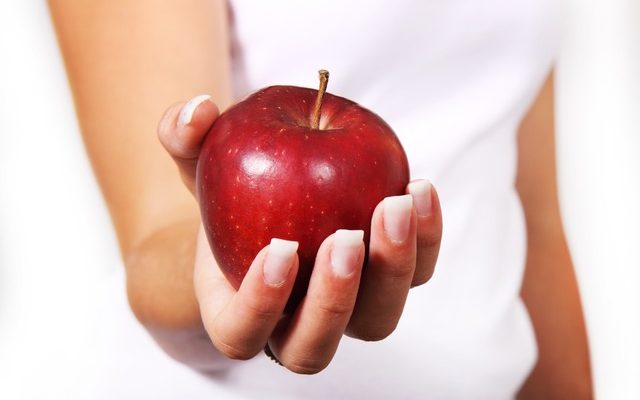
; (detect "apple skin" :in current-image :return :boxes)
[196,85,409,311]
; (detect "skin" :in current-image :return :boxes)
[516,76,593,399]
[49,0,592,396]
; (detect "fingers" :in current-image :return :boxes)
[194,179,441,369]
[346,195,417,341]
[197,238,299,360]
[407,180,442,286]
[346,179,442,341]
[157,95,219,195]
[269,230,364,374]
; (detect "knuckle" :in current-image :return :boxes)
[313,298,353,322]
[285,355,328,375]
[417,230,442,249]
[372,259,415,281]
[212,335,258,361]
[208,320,262,361]
[241,297,281,323]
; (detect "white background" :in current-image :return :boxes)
[0,0,638,399]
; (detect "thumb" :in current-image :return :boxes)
[158,95,219,195]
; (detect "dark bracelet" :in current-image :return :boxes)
[264,343,283,366]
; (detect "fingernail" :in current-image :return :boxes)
[264,238,298,287]
[383,194,413,243]
[178,94,211,127]
[331,229,364,277]
[407,180,433,217]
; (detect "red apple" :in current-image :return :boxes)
[196,71,409,310]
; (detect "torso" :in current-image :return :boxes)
[221,1,559,398]
[101,1,560,398]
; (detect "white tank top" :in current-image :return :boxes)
[98,1,560,399]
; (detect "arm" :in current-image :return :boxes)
[48,0,236,369]
[48,0,232,328]
[516,73,593,398]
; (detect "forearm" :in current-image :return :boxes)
[518,229,593,399]
[48,0,233,366]
[48,0,232,253]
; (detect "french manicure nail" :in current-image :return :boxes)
[264,238,298,287]
[178,94,211,127]
[331,229,364,277]
[383,194,413,243]
[407,180,433,217]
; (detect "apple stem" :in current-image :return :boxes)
[311,69,329,129]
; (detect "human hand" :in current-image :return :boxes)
[158,95,443,374]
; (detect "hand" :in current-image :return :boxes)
[158,95,443,374]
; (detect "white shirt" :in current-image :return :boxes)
[97,1,560,398]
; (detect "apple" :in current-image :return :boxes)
[196,70,409,311]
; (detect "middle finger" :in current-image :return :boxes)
[270,230,364,374]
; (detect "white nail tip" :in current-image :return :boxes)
[269,238,299,257]
[408,180,433,217]
[384,194,413,212]
[383,194,413,242]
[264,238,298,286]
[331,230,363,277]
[334,229,364,247]
[408,180,432,196]
[178,94,211,126]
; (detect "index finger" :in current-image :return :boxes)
[194,232,299,360]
